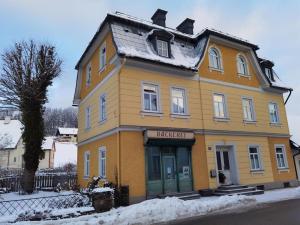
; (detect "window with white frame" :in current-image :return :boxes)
[84,151,90,177]
[86,63,92,86]
[171,88,186,114]
[143,83,159,112]
[99,94,106,122]
[100,42,106,70]
[85,106,91,129]
[269,103,279,123]
[242,98,255,121]
[209,47,222,70]
[237,55,248,75]
[249,146,262,170]
[213,94,227,118]
[265,68,272,80]
[157,39,169,57]
[99,147,106,178]
[275,145,287,169]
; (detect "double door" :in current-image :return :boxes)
[216,147,232,184]
[147,146,193,195]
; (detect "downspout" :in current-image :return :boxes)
[284,89,292,105]
[117,57,126,187]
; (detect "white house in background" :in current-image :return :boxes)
[53,142,77,167]
[0,117,24,168]
[39,136,55,169]
[55,127,78,143]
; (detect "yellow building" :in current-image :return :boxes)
[73,9,297,203]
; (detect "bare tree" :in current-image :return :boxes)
[0,40,62,193]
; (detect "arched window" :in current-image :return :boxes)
[209,47,222,70]
[237,55,248,75]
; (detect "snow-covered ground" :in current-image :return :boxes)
[2,187,300,225]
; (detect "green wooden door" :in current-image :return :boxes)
[162,155,177,193]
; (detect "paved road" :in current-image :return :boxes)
[169,198,300,225]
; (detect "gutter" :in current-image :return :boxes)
[284,89,292,105]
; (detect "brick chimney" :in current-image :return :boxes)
[176,18,195,35]
[151,9,167,27]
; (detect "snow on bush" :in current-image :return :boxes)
[92,187,114,193]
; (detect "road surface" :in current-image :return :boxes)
[169,198,300,225]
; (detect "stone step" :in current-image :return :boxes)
[214,189,264,196]
[158,191,198,199]
[218,185,249,190]
[178,194,201,201]
[215,187,256,194]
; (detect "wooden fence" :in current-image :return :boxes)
[0,174,77,192]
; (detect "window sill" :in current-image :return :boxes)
[85,127,91,131]
[237,73,251,79]
[83,176,90,180]
[99,65,106,73]
[209,66,224,73]
[141,111,163,117]
[250,170,264,174]
[213,117,230,122]
[278,168,289,173]
[170,114,190,119]
[270,122,282,127]
[243,120,257,124]
[99,119,107,125]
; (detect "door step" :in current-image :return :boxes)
[214,184,264,196]
[158,191,201,200]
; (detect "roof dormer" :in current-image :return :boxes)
[148,29,173,58]
[259,58,275,81]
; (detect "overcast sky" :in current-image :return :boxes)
[0,0,299,142]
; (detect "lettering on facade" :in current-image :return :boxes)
[146,130,194,140]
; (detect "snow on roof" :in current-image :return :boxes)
[42,136,55,150]
[0,119,23,149]
[54,142,77,167]
[57,127,78,135]
[111,22,207,70]
[270,70,292,90]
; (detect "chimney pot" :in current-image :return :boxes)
[176,18,195,35]
[151,9,167,27]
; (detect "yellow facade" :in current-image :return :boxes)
[75,28,296,203]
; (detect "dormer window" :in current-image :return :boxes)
[157,39,169,57]
[265,68,272,80]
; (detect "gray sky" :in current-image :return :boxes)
[0,0,299,142]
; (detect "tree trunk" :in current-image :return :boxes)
[22,168,35,193]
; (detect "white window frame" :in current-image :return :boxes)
[99,146,106,178]
[157,39,169,57]
[275,144,288,169]
[213,93,228,119]
[170,87,187,115]
[242,97,255,122]
[84,151,90,178]
[99,42,106,71]
[85,106,91,129]
[268,102,280,124]
[99,94,107,122]
[142,82,160,113]
[86,62,92,87]
[265,68,272,80]
[236,54,249,76]
[209,46,223,71]
[248,145,262,171]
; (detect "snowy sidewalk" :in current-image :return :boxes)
[3,187,300,225]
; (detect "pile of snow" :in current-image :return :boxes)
[54,142,77,167]
[13,195,255,225]
[92,187,114,193]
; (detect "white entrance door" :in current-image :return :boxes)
[216,148,232,185]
